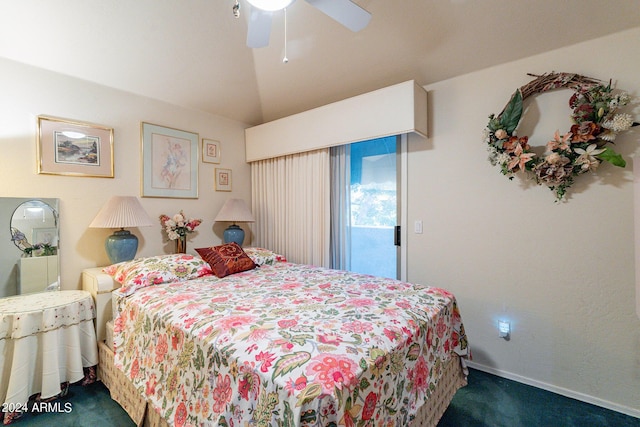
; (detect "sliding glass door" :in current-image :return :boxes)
[331,136,399,279]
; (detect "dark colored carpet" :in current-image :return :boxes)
[439,369,640,427]
[8,381,134,427]
[10,369,639,426]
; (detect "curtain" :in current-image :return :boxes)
[329,145,351,271]
[250,149,330,267]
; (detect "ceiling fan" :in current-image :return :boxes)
[241,0,372,48]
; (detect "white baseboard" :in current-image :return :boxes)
[465,361,640,420]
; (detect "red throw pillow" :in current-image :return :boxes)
[195,242,256,278]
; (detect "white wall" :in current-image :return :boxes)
[407,28,640,415]
[0,57,252,292]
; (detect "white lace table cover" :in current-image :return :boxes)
[0,290,98,405]
[0,290,95,339]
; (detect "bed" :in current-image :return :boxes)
[86,245,469,427]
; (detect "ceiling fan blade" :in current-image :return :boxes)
[247,7,273,48]
[305,0,371,32]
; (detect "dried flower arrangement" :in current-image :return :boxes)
[484,72,638,201]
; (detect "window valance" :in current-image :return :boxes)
[245,80,427,162]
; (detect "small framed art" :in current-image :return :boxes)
[215,168,232,191]
[37,115,114,177]
[141,122,199,198]
[33,227,58,246]
[202,138,221,164]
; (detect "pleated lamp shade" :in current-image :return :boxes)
[90,196,153,229]
[90,196,153,263]
[214,199,255,246]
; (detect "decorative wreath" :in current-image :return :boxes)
[484,72,638,201]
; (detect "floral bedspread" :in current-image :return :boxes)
[113,262,468,427]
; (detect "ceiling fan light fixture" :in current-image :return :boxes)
[247,0,294,12]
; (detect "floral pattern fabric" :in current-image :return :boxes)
[103,254,213,296]
[243,247,288,266]
[113,262,469,427]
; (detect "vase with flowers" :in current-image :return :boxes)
[159,211,202,253]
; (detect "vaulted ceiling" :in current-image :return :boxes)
[1,0,638,126]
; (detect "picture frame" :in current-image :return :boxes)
[215,168,232,192]
[37,115,114,178]
[202,138,221,164]
[33,227,58,246]
[141,122,199,199]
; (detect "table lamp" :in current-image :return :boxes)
[214,199,255,246]
[89,196,153,263]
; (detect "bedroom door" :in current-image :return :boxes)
[330,136,401,279]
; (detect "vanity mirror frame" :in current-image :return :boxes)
[1,198,60,298]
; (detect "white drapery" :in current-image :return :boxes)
[329,145,351,271]
[250,149,330,267]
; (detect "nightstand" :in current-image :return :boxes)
[81,267,120,344]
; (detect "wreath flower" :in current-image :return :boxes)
[485,72,638,201]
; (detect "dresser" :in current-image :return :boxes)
[0,290,98,410]
[19,255,58,294]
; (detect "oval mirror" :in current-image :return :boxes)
[8,199,59,295]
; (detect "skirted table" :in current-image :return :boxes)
[0,290,98,424]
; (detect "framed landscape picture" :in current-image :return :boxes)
[37,116,114,177]
[141,122,199,198]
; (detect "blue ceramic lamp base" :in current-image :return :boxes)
[105,228,139,264]
[223,224,245,246]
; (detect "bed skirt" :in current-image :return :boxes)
[409,352,467,426]
[98,340,466,427]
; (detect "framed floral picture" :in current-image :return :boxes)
[37,115,114,177]
[215,168,232,191]
[141,122,199,198]
[202,138,221,164]
[33,227,58,246]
